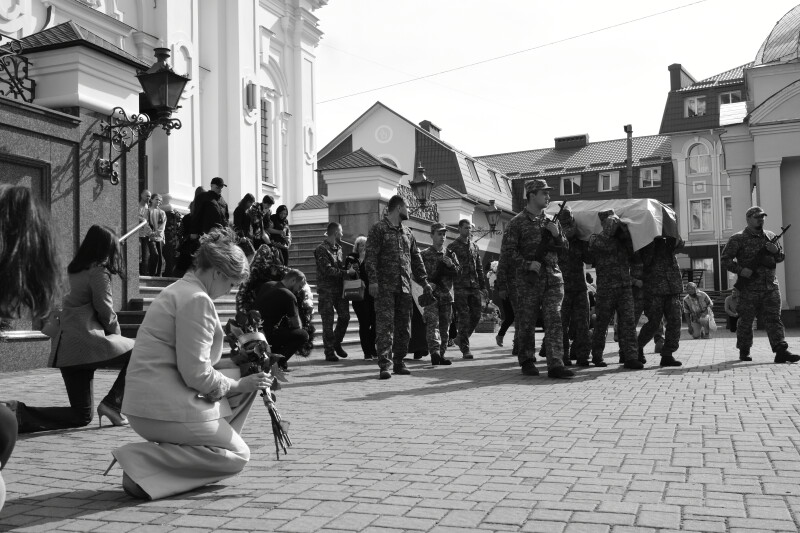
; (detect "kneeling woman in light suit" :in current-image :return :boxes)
[111,228,271,500]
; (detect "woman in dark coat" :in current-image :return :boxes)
[269,204,291,266]
[347,236,376,359]
[5,225,135,433]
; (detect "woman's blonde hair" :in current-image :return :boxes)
[354,235,367,256]
[193,228,249,282]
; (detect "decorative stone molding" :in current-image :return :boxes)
[322,167,404,203]
[292,207,328,225]
[42,0,135,49]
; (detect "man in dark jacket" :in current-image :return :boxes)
[191,177,229,237]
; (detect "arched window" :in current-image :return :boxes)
[687,144,711,175]
[380,156,399,169]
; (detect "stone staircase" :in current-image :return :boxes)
[119,276,362,355]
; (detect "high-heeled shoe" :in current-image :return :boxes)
[97,402,128,428]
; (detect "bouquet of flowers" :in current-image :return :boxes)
[224,310,292,459]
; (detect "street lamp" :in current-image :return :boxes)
[471,199,504,243]
[95,47,191,184]
[408,161,435,206]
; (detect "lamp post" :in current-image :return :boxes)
[95,47,191,184]
[406,162,439,221]
[472,199,504,243]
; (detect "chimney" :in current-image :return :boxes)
[668,63,696,91]
[554,134,589,150]
[419,120,441,139]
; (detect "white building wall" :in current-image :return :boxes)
[350,108,417,178]
[1,0,325,213]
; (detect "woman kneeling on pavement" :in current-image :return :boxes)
[111,228,272,500]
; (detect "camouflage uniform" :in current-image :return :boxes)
[721,226,788,354]
[636,238,684,358]
[496,236,521,356]
[500,209,567,371]
[314,240,351,356]
[447,237,485,355]
[557,215,590,365]
[421,245,460,358]
[236,243,288,315]
[365,217,429,371]
[589,218,638,363]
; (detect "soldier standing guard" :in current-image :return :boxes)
[448,219,487,360]
[314,222,356,362]
[556,207,591,367]
[721,206,799,363]
[421,223,460,366]
[366,195,434,380]
[588,210,644,370]
[636,236,684,367]
[500,179,574,379]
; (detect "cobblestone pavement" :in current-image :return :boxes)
[3,327,800,532]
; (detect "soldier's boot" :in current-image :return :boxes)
[325,351,339,362]
[576,357,591,367]
[413,351,427,360]
[379,369,391,380]
[495,334,504,347]
[637,346,647,365]
[739,349,752,362]
[592,353,607,368]
[462,350,474,360]
[623,357,644,370]
[393,361,411,375]
[547,367,575,379]
[520,359,539,376]
[431,351,452,366]
[774,349,800,364]
[659,351,682,367]
[334,344,349,358]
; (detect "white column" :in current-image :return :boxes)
[673,157,689,241]
[757,160,787,309]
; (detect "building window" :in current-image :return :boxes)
[503,177,513,196]
[720,91,742,105]
[561,175,581,196]
[260,99,270,184]
[723,196,733,229]
[692,181,707,194]
[687,144,710,175]
[380,156,399,168]
[690,198,713,231]
[466,159,480,182]
[487,170,502,192]
[598,171,619,192]
[684,96,706,117]
[639,167,661,188]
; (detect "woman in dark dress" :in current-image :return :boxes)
[232,193,256,240]
[347,236,376,359]
[269,204,291,266]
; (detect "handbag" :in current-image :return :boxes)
[342,279,365,302]
[40,309,62,338]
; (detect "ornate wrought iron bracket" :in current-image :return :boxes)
[0,34,36,103]
[397,184,439,222]
[95,106,181,185]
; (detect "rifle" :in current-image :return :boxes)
[429,248,460,285]
[733,224,791,290]
[525,201,568,284]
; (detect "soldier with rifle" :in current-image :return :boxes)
[500,179,573,379]
[721,206,797,363]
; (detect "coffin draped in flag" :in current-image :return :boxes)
[544,198,679,252]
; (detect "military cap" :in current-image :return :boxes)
[430,222,447,233]
[745,206,767,218]
[525,179,552,195]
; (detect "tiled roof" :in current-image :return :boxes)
[431,184,471,202]
[755,5,800,66]
[677,62,753,92]
[7,21,148,69]
[292,195,328,211]
[477,135,671,177]
[317,147,406,175]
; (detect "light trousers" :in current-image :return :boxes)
[113,390,257,500]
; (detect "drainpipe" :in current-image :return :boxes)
[624,125,633,198]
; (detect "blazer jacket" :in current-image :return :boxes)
[49,265,134,368]
[122,271,236,422]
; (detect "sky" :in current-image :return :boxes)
[314,0,800,158]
